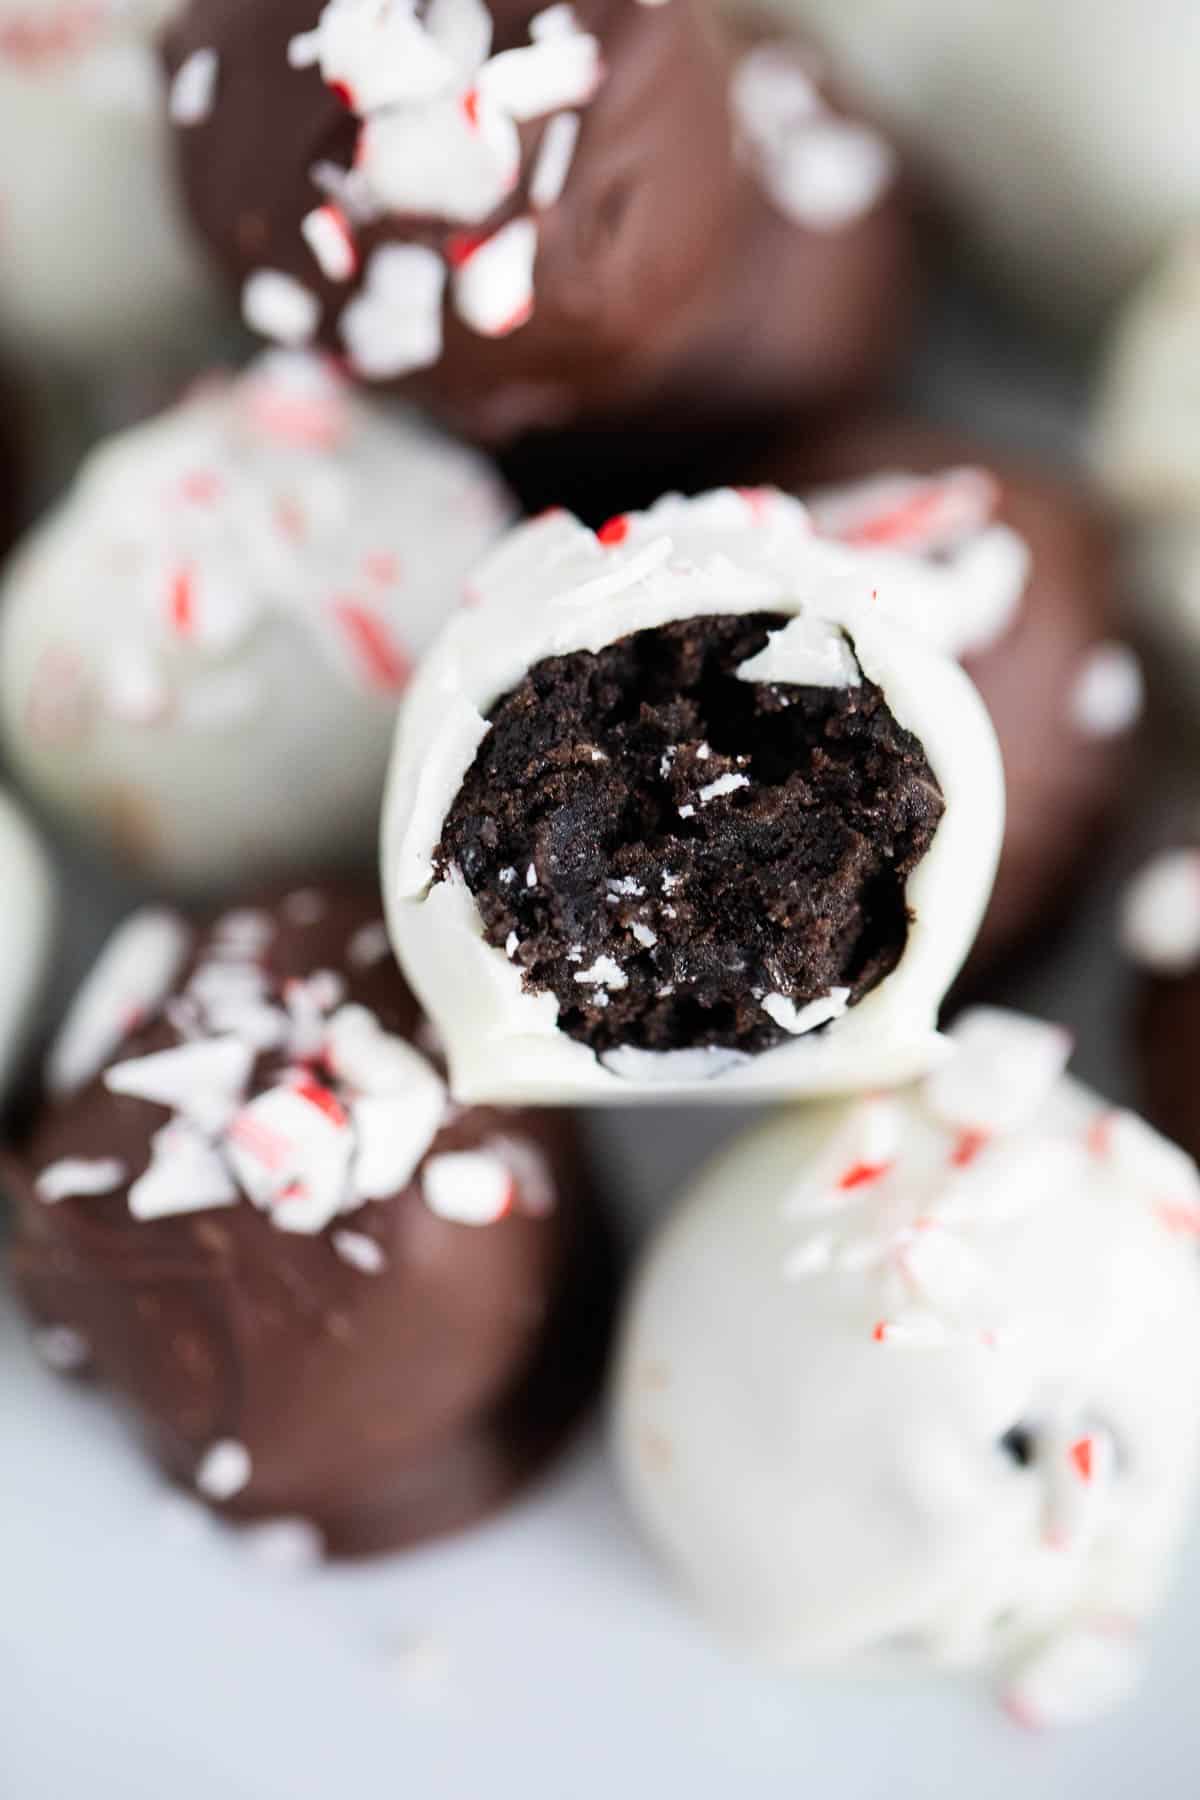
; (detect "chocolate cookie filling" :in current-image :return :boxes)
[437,613,944,1059]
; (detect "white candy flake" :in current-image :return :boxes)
[195,1439,253,1502]
[332,1228,388,1274]
[47,908,193,1097]
[242,270,322,349]
[762,986,850,1036]
[423,1150,514,1224]
[169,47,219,125]
[1121,849,1200,973]
[35,1157,128,1204]
[33,1325,91,1373]
[452,216,538,338]
[340,244,445,379]
[1069,642,1144,738]
[573,954,628,990]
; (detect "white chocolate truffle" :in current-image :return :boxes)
[0,787,55,1099]
[0,351,514,890]
[729,0,1200,324]
[613,1009,1200,1726]
[0,0,212,364]
[1093,236,1200,664]
[382,489,1004,1104]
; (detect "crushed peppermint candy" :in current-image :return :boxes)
[242,269,322,349]
[1120,849,1200,973]
[36,1157,128,1204]
[332,1229,388,1274]
[423,1149,514,1225]
[169,46,219,125]
[301,202,359,283]
[47,909,193,1097]
[1069,642,1144,738]
[529,109,581,209]
[340,244,446,378]
[732,44,896,232]
[452,216,538,337]
[195,1439,253,1501]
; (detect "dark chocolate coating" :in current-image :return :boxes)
[1137,960,1200,1162]
[438,611,943,1059]
[748,419,1133,982]
[6,885,615,1557]
[163,0,915,443]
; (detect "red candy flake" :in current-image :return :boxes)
[177,470,224,507]
[1069,1437,1095,1483]
[167,566,196,638]
[331,599,412,692]
[596,515,630,547]
[292,1077,349,1129]
[736,486,775,523]
[0,1,105,68]
[837,1159,893,1191]
[461,86,480,129]
[445,230,490,269]
[949,1126,990,1168]
[363,550,400,586]
[1156,1199,1200,1238]
[227,1110,293,1173]
[329,79,355,110]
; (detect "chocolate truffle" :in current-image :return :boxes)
[614,1008,1200,1727]
[728,0,1200,325]
[0,0,213,366]
[383,490,1004,1102]
[163,0,914,443]
[755,419,1143,976]
[5,884,614,1557]
[0,786,55,1105]
[0,350,514,891]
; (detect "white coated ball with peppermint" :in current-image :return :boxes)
[0,0,213,364]
[0,786,54,1099]
[0,351,514,890]
[614,1009,1200,1727]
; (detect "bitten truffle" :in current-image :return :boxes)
[756,419,1143,978]
[0,0,212,365]
[6,884,614,1558]
[0,350,513,890]
[164,0,914,442]
[383,489,1004,1102]
[614,1009,1200,1728]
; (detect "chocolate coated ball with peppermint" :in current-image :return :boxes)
[6,884,615,1557]
[164,0,915,442]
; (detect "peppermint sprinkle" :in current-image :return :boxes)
[1120,850,1200,974]
[169,47,219,125]
[47,908,193,1097]
[347,920,391,968]
[1069,643,1144,738]
[36,1157,127,1205]
[242,1517,325,1571]
[196,1439,253,1502]
[529,109,581,209]
[242,270,322,349]
[332,1229,388,1274]
[453,216,538,338]
[340,244,445,378]
[423,1151,514,1226]
[301,203,359,283]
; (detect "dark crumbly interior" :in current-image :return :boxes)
[436,613,944,1060]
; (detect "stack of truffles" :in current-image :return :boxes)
[3,0,1200,1744]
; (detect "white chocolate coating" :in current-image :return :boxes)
[0,787,55,1100]
[728,0,1200,323]
[613,1009,1200,1725]
[0,352,514,890]
[0,0,212,364]
[1093,237,1200,667]
[382,489,1004,1104]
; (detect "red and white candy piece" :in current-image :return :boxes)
[781,1095,902,1219]
[1042,1425,1117,1552]
[104,1036,256,1135]
[324,1004,447,1198]
[339,244,445,379]
[225,1077,354,1235]
[129,1118,239,1221]
[451,215,538,337]
[924,1008,1072,1136]
[242,270,322,350]
[806,468,1001,554]
[301,204,359,283]
[422,1149,514,1225]
[358,90,520,227]
[47,908,193,1097]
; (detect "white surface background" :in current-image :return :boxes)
[3,282,1199,1799]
